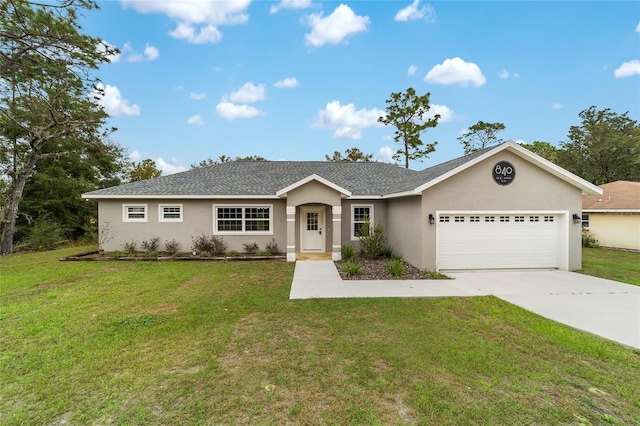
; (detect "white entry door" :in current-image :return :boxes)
[300,207,325,252]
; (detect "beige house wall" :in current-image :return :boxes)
[586,213,640,251]
[98,199,287,253]
[387,196,423,268]
[420,151,583,271]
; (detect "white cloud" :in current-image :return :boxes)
[429,104,455,122]
[377,146,395,163]
[91,83,140,116]
[190,92,207,100]
[229,83,267,103]
[144,43,159,60]
[636,21,640,32]
[270,0,312,14]
[498,69,509,79]
[514,139,526,145]
[213,65,223,72]
[424,57,486,87]
[122,0,250,44]
[407,65,417,76]
[551,102,564,109]
[187,114,204,125]
[614,59,640,78]
[97,41,121,63]
[313,100,384,140]
[394,0,436,22]
[156,157,186,175]
[127,53,143,63]
[274,77,300,88]
[304,4,370,47]
[129,150,141,161]
[216,102,265,120]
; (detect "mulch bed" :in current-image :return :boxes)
[335,256,427,280]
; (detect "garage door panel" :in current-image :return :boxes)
[438,214,559,270]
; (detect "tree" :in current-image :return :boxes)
[0,0,118,253]
[457,121,506,154]
[190,155,267,168]
[127,159,161,182]
[378,88,439,168]
[520,141,559,163]
[325,147,374,162]
[556,106,640,184]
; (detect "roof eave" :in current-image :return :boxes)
[81,194,280,200]
[275,174,352,198]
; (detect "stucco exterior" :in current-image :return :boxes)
[585,213,640,251]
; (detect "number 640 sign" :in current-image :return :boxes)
[492,161,516,185]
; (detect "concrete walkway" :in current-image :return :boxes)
[290,261,640,349]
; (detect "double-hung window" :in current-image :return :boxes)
[352,205,373,240]
[123,204,147,222]
[214,205,272,234]
[159,204,183,222]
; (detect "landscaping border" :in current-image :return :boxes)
[60,250,286,262]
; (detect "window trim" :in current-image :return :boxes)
[582,214,590,228]
[351,204,374,241]
[213,204,273,235]
[158,204,183,223]
[123,204,148,222]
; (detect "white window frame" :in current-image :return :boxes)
[159,204,183,222]
[213,204,273,235]
[582,214,590,228]
[351,204,374,241]
[123,204,147,222]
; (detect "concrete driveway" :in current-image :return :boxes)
[290,261,640,349]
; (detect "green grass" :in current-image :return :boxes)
[1,246,640,425]
[581,247,640,286]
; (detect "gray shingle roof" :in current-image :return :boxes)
[83,146,497,198]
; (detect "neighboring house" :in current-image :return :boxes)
[83,141,601,271]
[582,181,640,251]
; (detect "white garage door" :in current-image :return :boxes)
[437,213,560,270]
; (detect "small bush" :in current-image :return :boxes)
[174,252,190,258]
[145,251,160,258]
[265,239,282,255]
[111,251,132,258]
[387,257,405,277]
[141,236,160,252]
[359,223,390,259]
[341,260,362,276]
[243,242,259,255]
[164,239,180,255]
[191,234,228,255]
[341,245,357,262]
[26,215,66,251]
[582,228,599,248]
[123,240,137,254]
[199,251,212,258]
[227,250,240,257]
[256,251,271,257]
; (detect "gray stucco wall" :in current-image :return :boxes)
[420,151,583,270]
[386,196,423,268]
[98,199,287,253]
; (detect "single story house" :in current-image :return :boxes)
[83,141,601,271]
[582,181,640,251]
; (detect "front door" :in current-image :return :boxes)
[300,206,325,252]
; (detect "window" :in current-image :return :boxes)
[470,216,480,222]
[214,205,272,234]
[485,216,495,222]
[159,204,183,222]
[454,216,465,222]
[123,204,147,222]
[439,216,450,223]
[582,214,590,228]
[500,216,510,222]
[515,216,525,222]
[544,216,554,222]
[529,216,539,222]
[352,205,373,239]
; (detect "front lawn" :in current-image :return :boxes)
[581,247,640,286]
[1,247,639,425]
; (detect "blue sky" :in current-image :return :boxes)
[83,1,640,174]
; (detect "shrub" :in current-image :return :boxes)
[111,251,131,258]
[341,244,357,262]
[141,236,160,252]
[265,239,283,255]
[582,228,599,248]
[341,260,362,276]
[227,250,240,257]
[191,234,228,255]
[387,257,405,277]
[164,239,180,255]
[256,251,271,257]
[25,215,66,251]
[199,251,212,258]
[359,223,390,259]
[243,242,259,255]
[145,251,160,258]
[123,240,137,254]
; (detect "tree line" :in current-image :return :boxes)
[1,0,638,253]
